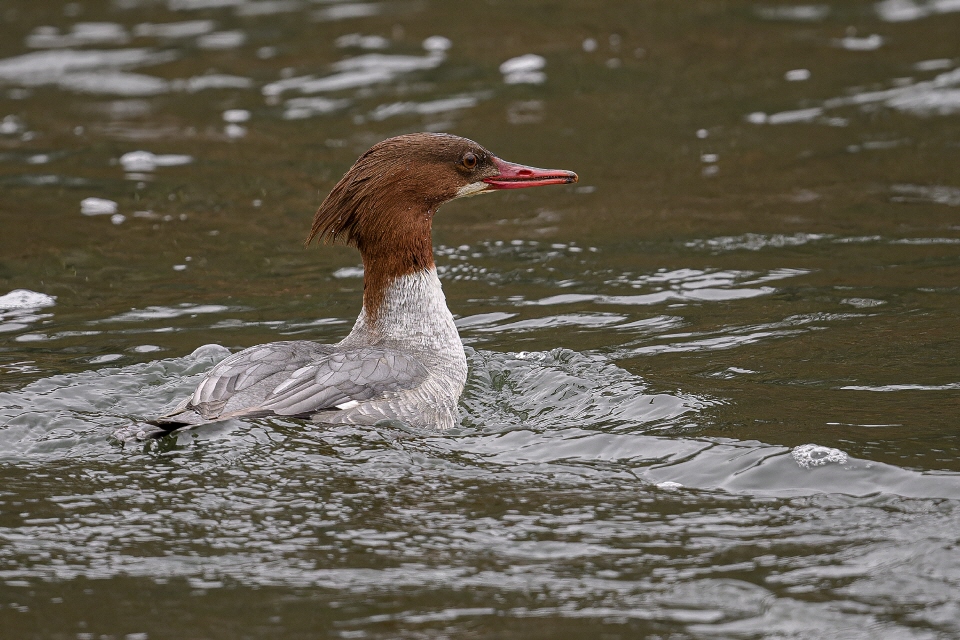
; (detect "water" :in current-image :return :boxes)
[1,0,959,637]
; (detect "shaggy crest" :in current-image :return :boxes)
[307,133,495,250]
[306,133,499,317]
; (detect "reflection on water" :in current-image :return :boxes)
[749,52,960,124]
[1,0,959,637]
[876,0,960,22]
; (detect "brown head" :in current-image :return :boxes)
[308,132,577,318]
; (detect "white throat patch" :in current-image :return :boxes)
[455,181,491,199]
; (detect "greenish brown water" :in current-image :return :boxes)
[1,0,959,637]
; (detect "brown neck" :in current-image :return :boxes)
[308,135,469,319]
[358,208,436,320]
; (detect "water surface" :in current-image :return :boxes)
[1,1,959,637]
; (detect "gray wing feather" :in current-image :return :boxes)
[185,341,336,413]
[176,341,428,421]
[259,349,428,416]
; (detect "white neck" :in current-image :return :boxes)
[339,268,465,366]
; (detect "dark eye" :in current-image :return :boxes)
[461,152,478,169]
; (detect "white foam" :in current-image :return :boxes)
[767,107,823,124]
[0,290,56,311]
[133,20,216,38]
[500,54,546,85]
[132,345,162,353]
[336,33,389,50]
[914,58,953,71]
[313,3,381,21]
[14,333,47,342]
[877,0,960,22]
[656,481,683,490]
[89,354,123,364]
[886,88,960,115]
[841,297,886,308]
[283,97,349,119]
[120,151,193,172]
[333,266,364,279]
[835,34,884,51]
[80,197,118,215]
[0,115,24,135]
[224,123,246,138]
[422,36,452,53]
[58,71,170,95]
[168,0,243,10]
[333,52,445,74]
[197,30,246,49]
[175,74,253,92]
[754,4,830,20]
[222,109,250,123]
[500,54,545,75]
[235,0,303,16]
[792,444,849,469]
[785,68,811,81]
[26,23,129,49]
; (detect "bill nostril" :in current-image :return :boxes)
[517,169,533,176]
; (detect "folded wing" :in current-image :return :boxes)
[258,348,429,416]
[159,341,429,424]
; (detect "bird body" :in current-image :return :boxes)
[152,133,577,433]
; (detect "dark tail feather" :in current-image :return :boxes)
[146,416,196,428]
[111,412,201,442]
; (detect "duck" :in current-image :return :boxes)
[148,132,577,434]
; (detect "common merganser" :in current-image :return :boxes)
[151,133,577,433]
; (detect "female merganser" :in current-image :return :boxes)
[153,133,577,432]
